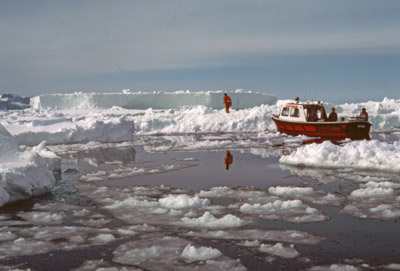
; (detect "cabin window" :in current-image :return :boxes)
[281,107,289,116]
[290,108,299,117]
[317,109,322,119]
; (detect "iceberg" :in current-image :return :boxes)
[30,90,277,110]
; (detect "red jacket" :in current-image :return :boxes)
[223,95,232,106]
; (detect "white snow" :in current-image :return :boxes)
[382,263,400,270]
[350,187,394,198]
[280,140,400,173]
[0,124,59,207]
[112,236,246,270]
[269,186,314,196]
[259,242,300,258]
[184,229,324,245]
[17,211,65,224]
[176,211,245,229]
[159,194,210,209]
[239,199,328,223]
[307,264,361,271]
[0,95,399,148]
[181,244,222,262]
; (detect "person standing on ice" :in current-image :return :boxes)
[223,93,232,113]
[360,108,368,121]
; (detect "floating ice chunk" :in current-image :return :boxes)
[159,194,210,209]
[369,205,400,219]
[33,202,82,211]
[268,186,313,196]
[176,211,245,229]
[181,244,222,262]
[17,211,65,224]
[71,259,142,271]
[0,215,10,221]
[199,186,267,199]
[240,199,328,223]
[0,231,17,241]
[0,237,57,260]
[237,240,260,247]
[91,233,115,243]
[259,242,299,258]
[280,140,400,173]
[360,181,400,189]
[350,187,394,198]
[73,209,91,217]
[105,197,159,209]
[381,263,400,270]
[342,187,400,221]
[267,186,343,206]
[79,164,195,181]
[184,229,324,245]
[75,218,112,227]
[113,236,246,271]
[0,225,139,261]
[307,263,361,270]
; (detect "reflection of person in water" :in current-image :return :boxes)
[225,150,233,170]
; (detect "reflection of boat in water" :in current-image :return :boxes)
[272,100,371,140]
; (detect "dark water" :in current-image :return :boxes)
[0,137,399,271]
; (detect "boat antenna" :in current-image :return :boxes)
[304,79,308,101]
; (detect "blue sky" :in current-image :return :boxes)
[0,0,399,103]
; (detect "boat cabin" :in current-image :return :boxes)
[279,102,328,122]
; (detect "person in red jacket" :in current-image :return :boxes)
[223,93,232,113]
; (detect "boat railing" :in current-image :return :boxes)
[348,115,367,122]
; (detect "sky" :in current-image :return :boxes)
[0,0,399,103]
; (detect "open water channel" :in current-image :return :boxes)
[0,134,399,271]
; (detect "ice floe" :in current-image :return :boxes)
[175,211,245,229]
[239,199,328,223]
[280,140,400,173]
[184,229,324,245]
[0,124,59,207]
[112,235,247,270]
[259,242,300,258]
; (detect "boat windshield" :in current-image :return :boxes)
[303,104,327,122]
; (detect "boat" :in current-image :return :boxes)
[272,99,371,139]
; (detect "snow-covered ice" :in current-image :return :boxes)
[113,235,246,271]
[259,242,300,258]
[1,91,400,270]
[0,124,59,207]
[280,140,400,173]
